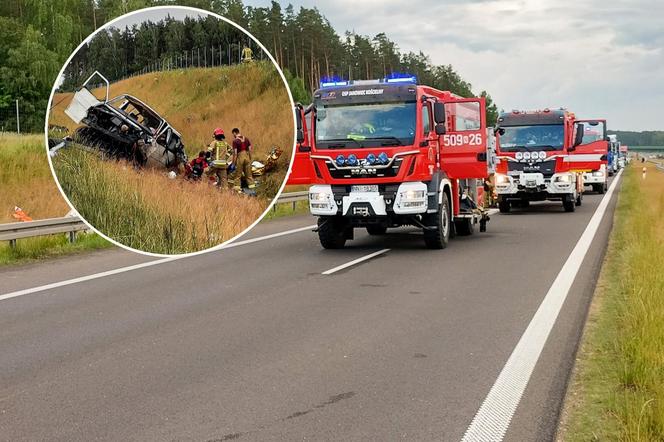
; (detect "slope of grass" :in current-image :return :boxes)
[560,163,664,441]
[0,133,69,222]
[50,62,293,162]
[0,132,112,265]
[54,148,266,254]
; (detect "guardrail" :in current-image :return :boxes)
[0,217,89,249]
[1,191,310,247]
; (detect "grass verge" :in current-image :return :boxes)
[559,163,664,441]
[53,148,267,254]
[0,233,110,266]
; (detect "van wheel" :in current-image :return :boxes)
[454,218,474,236]
[423,196,450,249]
[318,217,347,249]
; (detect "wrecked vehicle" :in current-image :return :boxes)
[63,71,187,169]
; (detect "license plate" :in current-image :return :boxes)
[351,185,378,193]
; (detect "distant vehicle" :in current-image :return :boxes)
[296,75,492,249]
[63,71,187,169]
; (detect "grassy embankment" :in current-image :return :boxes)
[50,63,294,254]
[0,133,110,265]
[560,162,664,441]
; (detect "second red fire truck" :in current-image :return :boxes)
[493,109,608,212]
[292,76,493,249]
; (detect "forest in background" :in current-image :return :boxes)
[608,130,664,147]
[0,0,500,133]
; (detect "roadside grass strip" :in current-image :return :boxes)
[560,163,664,441]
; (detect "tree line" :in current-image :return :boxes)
[608,130,664,147]
[0,0,498,133]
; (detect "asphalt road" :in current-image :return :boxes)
[0,178,619,441]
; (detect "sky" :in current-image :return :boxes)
[248,0,663,131]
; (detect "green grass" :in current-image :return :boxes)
[263,199,309,220]
[561,164,664,441]
[0,232,110,266]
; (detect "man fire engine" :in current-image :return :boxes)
[299,76,492,249]
[494,109,589,213]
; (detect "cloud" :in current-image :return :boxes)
[247,0,662,130]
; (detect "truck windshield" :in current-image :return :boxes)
[315,102,416,148]
[499,124,564,151]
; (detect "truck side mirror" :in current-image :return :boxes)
[435,123,446,135]
[295,109,305,144]
[573,123,584,147]
[433,102,446,124]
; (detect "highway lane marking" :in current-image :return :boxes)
[0,224,316,302]
[461,170,622,442]
[321,249,391,275]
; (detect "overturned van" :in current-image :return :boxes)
[64,71,186,169]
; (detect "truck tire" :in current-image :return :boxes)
[423,195,450,249]
[593,184,604,194]
[498,199,511,213]
[563,197,576,212]
[366,225,387,235]
[317,217,347,249]
[454,217,474,236]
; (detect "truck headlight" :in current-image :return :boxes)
[554,174,571,183]
[394,182,428,214]
[495,174,510,185]
[593,171,604,177]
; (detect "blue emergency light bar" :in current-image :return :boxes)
[319,74,417,89]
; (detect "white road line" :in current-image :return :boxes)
[0,224,316,302]
[322,249,391,275]
[461,170,622,442]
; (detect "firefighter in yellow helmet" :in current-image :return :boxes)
[241,45,253,63]
[231,127,255,191]
[207,128,232,188]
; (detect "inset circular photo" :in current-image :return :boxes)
[46,6,294,256]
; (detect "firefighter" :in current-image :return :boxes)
[207,128,232,188]
[231,127,255,191]
[186,151,208,181]
[242,46,253,63]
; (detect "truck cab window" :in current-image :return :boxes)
[422,104,432,135]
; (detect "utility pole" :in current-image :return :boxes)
[15,99,20,134]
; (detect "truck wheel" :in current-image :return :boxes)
[563,197,576,212]
[423,195,450,249]
[317,217,347,249]
[454,218,474,236]
[498,199,511,213]
[366,225,387,235]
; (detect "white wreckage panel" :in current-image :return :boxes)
[65,88,102,124]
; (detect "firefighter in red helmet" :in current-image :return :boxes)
[206,128,233,188]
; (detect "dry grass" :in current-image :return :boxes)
[0,133,69,223]
[560,163,664,441]
[54,148,267,254]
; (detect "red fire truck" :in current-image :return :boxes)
[300,76,492,249]
[494,109,588,212]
